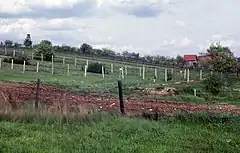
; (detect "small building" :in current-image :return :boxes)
[183,55,197,68]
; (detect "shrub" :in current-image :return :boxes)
[167,72,172,81]
[203,74,223,95]
[87,63,107,74]
[3,55,30,65]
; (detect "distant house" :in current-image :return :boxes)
[183,55,197,68]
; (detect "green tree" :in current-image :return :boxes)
[35,40,54,61]
[4,40,13,47]
[207,43,237,75]
[80,43,93,54]
[176,55,184,67]
[24,34,32,49]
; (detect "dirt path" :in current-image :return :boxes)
[0,82,240,114]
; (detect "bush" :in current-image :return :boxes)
[167,72,172,81]
[87,63,107,74]
[203,74,223,95]
[3,55,30,65]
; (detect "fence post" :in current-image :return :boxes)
[23,60,25,73]
[32,53,34,60]
[0,58,1,68]
[36,62,39,72]
[184,69,186,79]
[139,67,142,77]
[111,64,113,73]
[4,45,7,55]
[63,57,65,65]
[194,89,197,96]
[187,69,190,83]
[41,54,43,62]
[86,60,88,67]
[102,66,105,79]
[22,51,24,56]
[13,50,15,57]
[155,68,157,79]
[35,78,40,109]
[118,80,125,115]
[11,59,13,70]
[74,58,77,66]
[67,64,70,76]
[165,68,168,82]
[200,69,203,80]
[125,65,127,75]
[51,55,54,75]
[142,66,145,80]
[84,65,87,77]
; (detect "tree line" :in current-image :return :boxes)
[0,35,185,68]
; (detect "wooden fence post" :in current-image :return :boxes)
[118,80,125,115]
[35,78,40,109]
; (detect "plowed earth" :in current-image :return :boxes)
[1,82,240,115]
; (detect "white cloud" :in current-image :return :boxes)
[0,0,240,57]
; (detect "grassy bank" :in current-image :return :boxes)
[0,110,240,153]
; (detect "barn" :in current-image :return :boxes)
[183,55,197,68]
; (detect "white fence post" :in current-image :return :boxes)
[4,45,7,55]
[41,54,43,62]
[165,68,168,82]
[86,60,89,67]
[13,50,15,57]
[154,68,157,78]
[0,58,1,68]
[187,69,190,83]
[36,62,39,72]
[184,69,186,79]
[125,65,127,75]
[11,59,13,70]
[142,66,145,80]
[23,60,25,73]
[51,55,54,75]
[32,53,34,60]
[102,66,105,79]
[139,67,142,77]
[200,69,203,80]
[84,65,87,77]
[67,64,70,76]
[22,51,24,56]
[111,64,113,73]
[63,57,65,65]
[194,89,197,96]
[74,58,77,66]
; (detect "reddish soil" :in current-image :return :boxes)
[1,82,240,115]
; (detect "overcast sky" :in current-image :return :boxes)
[0,0,240,57]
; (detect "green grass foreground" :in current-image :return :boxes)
[0,112,240,153]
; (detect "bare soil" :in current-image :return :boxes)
[0,82,240,115]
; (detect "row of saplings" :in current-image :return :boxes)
[3,54,107,74]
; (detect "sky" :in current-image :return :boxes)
[0,0,240,57]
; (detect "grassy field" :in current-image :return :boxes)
[1,47,240,105]
[0,111,240,153]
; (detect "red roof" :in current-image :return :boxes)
[184,55,197,62]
